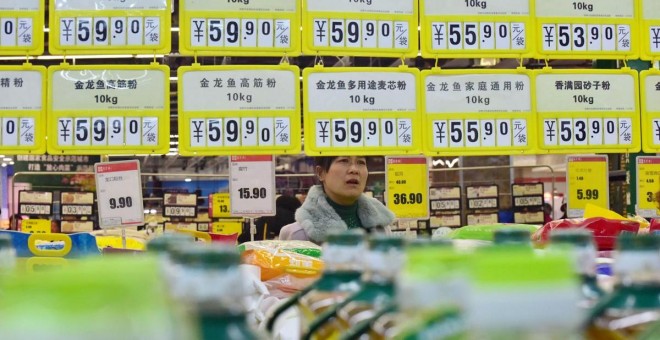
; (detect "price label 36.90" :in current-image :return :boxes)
[386,156,429,219]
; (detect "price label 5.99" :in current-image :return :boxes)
[386,156,429,219]
[566,155,609,218]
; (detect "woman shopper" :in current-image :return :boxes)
[279,156,396,244]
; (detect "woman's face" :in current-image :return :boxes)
[317,156,368,205]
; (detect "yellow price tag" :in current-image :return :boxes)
[47,64,170,155]
[0,1,44,55]
[641,69,660,152]
[303,67,422,155]
[211,193,231,218]
[48,0,172,55]
[0,65,47,154]
[566,155,609,218]
[636,156,660,217]
[21,219,51,234]
[211,220,243,235]
[534,0,639,59]
[422,68,536,156]
[640,0,660,60]
[303,0,418,58]
[420,0,534,58]
[177,65,301,155]
[180,0,301,56]
[385,156,429,219]
[535,68,640,154]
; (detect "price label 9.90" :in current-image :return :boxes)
[566,155,609,218]
[95,160,145,228]
[386,156,429,219]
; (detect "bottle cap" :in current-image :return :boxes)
[325,229,365,246]
[146,233,194,253]
[0,233,11,249]
[616,233,660,251]
[550,229,594,247]
[369,234,406,251]
[493,228,531,245]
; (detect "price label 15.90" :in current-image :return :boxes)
[420,0,533,58]
[535,68,640,154]
[304,67,421,155]
[386,156,429,219]
[0,1,44,55]
[535,0,639,59]
[95,160,145,228]
[566,155,609,218]
[636,156,660,218]
[229,155,276,216]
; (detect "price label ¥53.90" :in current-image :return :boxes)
[566,155,609,218]
[636,156,660,218]
[229,155,276,216]
[94,160,145,228]
[385,156,429,219]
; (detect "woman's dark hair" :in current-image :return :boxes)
[314,156,339,172]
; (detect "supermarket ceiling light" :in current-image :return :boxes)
[184,178,192,182]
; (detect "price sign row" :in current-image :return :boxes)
[5,0,660,60]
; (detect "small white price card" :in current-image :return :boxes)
[229,155,276,216]
[0,0,44,55]
[178,65,301,155]
[303,0,418,57]
[0,65,47,154]
[422,68,535,156]
[466,212,498,225]
[421,0,533,58]
[95,160,145,228]
[641,70,660,152]
[535,68,640,154]
[566,155,609,218]
[180,0,301,56]
[47,64,170,155]
[386,156,429,219]
[534,0,638,59]
[636,156,660,218]
[303,67,422,155]
[49,0,172,55]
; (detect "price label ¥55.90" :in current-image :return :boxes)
[566,155,609,218]
[385,156,429,219]
[95,160,145,228]
[229,155,276,216]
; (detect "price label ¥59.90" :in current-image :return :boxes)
[94,160,145,228]
[229,155,276,216]
[636,156,660,218]
[566,155,609,218]
[385,156,429,219]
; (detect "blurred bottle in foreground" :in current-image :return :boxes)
[587,234,660,339]
[549,229,604,308]
[0,233,16,272]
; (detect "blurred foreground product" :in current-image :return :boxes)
[550,230,605,307]
[587,234,660,339]
[302,235,406,339]
[0,256,195,340]
[466,246,584,339]
[266,231,365,338]
[0,233,16,271]
[532,217,640,251]
[492,228,532,246]
[375,238,467,339]
[172,244,262,340]
[240,240,324,298]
